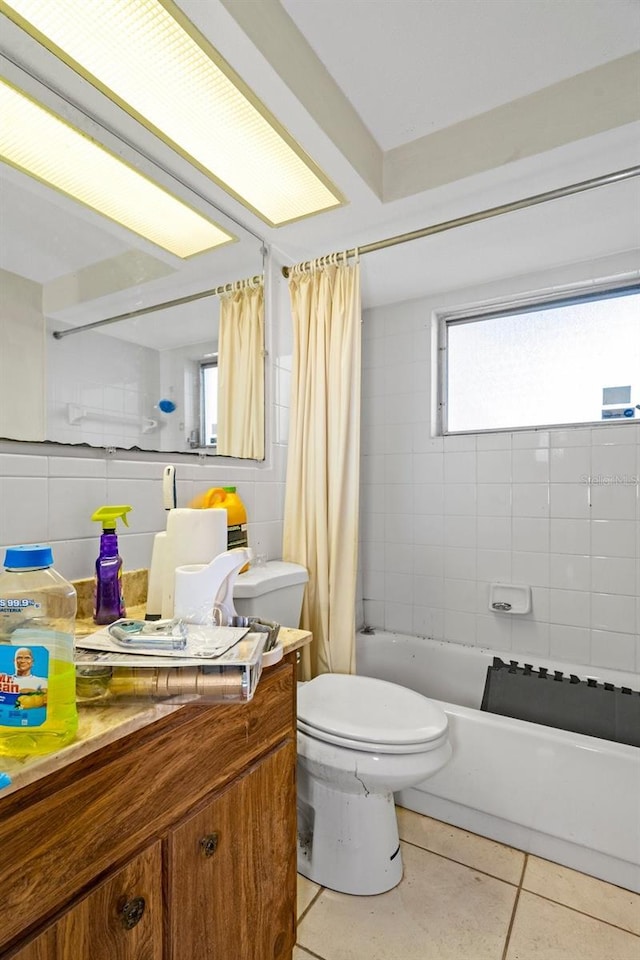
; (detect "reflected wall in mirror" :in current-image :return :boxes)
[0,160,265,457]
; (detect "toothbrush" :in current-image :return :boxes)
[163,465,177,510]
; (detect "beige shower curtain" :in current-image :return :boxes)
[217,283,265,460]
[283,258,361,678]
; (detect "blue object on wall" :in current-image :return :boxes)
[158,399,176,413]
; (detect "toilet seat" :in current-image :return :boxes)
[297,673,447,754]
[298,719,449,754]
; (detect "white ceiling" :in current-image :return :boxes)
[281,0,640,149]
[0,0,638,341]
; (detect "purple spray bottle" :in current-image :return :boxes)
[91,505,132,625]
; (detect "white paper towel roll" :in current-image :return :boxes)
[161,508,228,619]
[173,563,211,623]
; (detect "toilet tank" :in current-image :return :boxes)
[233,561,308,627]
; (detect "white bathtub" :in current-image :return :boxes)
[356,629,640,892]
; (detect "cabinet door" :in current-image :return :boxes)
[10,842,163,960]
[8,932,54,960]
[167,740,297,960]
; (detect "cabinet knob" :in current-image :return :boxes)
[200,832,219,857]
[119,896,146,929]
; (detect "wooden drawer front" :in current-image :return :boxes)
[0,662,294,953]
[7,843,162,960]
[54,842,163,960]
[167,740,297,960]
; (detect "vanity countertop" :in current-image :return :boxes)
[75,603,312,656]
[0,608,311,798]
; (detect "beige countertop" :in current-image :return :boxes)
[1,599,311,798]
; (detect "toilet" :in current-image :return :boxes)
[233,562,452,896]
[297,675,450,895]
[233,560,310,625]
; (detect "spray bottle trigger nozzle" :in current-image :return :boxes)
[91,505,133,530]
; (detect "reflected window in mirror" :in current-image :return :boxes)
[200,357,218,449]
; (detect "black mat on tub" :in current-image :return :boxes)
[481,657,640,748]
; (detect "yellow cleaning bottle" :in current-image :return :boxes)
[0,544,78,757]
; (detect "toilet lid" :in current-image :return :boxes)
[297,674,447,747]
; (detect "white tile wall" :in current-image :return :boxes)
[0,447,288,583]
[359,262,640,676]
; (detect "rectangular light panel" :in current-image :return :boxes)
[2,0,345,226]
[0,79,236,259]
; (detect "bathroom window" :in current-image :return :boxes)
[200,358,218,447]
[439,282,640,433]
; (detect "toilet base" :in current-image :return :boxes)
[297,773,403,895]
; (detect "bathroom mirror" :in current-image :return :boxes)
[0,160,266,457]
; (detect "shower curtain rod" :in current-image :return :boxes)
[51,274,264,340]
[281,165,640,277]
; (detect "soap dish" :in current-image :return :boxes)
[262,644,284,668]
[489,583,531,615]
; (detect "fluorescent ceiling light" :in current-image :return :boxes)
[0,79,236,259]
[2,0,345,226]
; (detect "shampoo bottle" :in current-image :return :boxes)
[91,505,132,625]
[0,544,78,757]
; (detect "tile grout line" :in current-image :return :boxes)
[518,888,640,938]
[501,851,528,960]
[296,884,331,960]
[400,836,522,887]
[294,946,328,960]
[296,884,326,928]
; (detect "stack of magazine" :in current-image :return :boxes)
[75,619,266,704]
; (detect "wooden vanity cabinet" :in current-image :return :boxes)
[0,657,297,960]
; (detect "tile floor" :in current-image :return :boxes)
[294,807,640,960]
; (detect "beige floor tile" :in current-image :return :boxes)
[522,855,640,935]
[298,873,322,919]
[297,841,516,960]
[506,890,640,960]
[397,806,525,885]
